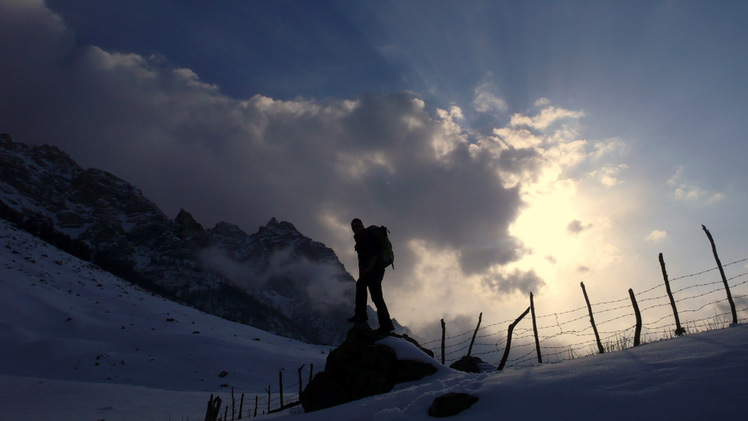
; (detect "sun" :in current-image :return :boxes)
[508,177,587,293]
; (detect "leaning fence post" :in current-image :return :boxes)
[659,253,685,336]
[702,225,738,325]
[205,394,221,421]
[628,288,642,346]
[530,293,542,363]
[467,313,482,357]
[440,318,446,365]
[497,306,531,370]
[238,393,245,420]
[298,364,305,397]
[580,282,605,354]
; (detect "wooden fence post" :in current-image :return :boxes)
[659,253,686,336]
[265,385,271,414]
[238,393,244,420]
[467,313,482,357]
[702,225,738,324]
[440,318,446,365]
[254,395,258,417]
[205,394,221,421]
[497,306,531,370]
[530,293,542,363]
[231,387,236,420]
[580,282,605,354]
[298,364,305,397]
[279,370,284,409]
[628,288,642,346]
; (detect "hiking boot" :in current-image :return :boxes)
[376,324,395,333]
[347,315,368,323]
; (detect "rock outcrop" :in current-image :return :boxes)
[428,392,479,417]
[300,325,438,412]
[449,355,491,373]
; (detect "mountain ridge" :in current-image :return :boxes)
[0,134,354,344]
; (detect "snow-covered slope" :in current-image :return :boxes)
[2,217,748,420]
[0,218,330,419]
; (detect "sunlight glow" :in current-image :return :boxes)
[508,178,584,292]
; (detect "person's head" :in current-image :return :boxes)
[351,218,365,234]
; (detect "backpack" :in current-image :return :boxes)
[367,225,394,269]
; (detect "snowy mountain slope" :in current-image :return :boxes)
[0,218,331,419]
[2,217,748,421]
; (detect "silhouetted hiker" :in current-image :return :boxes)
[347,218,395,332]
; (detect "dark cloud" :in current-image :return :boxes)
[567,219,592,236]
[0,1,548,315]
[498,147,543,182]
[482,269,545,296]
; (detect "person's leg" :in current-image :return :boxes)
[368,268,393,330]
[350,277,369,321]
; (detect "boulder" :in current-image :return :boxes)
[300,325,438,412]
[428,392,479,417]
[449,355,487,373]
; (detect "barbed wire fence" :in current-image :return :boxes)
[422,232,748,370]
[204,363,315,420]
[206,225,747,418]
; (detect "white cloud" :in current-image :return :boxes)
[509,107,585,131]
[646,230,668,243]
[590,138,628,160]
[667,166,725,204]
[590,163,629,186]
[472,81,508,113]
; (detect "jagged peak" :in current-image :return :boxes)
[176,208,196,223]
[211,221,247,236]
[175,209,205,232]
[263,217,298,233]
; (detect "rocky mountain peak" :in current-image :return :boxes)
[175,209,205,232]
[0,136,355,345]
[208,222,248,247]
[261,217,298,233]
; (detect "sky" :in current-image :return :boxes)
[1,0,748,335]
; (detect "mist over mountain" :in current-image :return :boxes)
[0,134,355,344]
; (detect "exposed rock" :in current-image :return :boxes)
[428,392,479,417]
[300,325,438,412]
[449,355,486,373]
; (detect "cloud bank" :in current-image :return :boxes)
[0,0,625,327]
